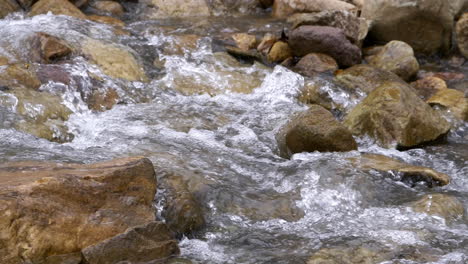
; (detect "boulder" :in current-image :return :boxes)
[0,157,177,263]
[456,13,468,58]
[30,32,72,64]
[142,0,210,19]
[160,174,205,236]
[81,39,148,82]
[267,41,293,63]
[288,26,361,67]
[82,221,179,264]
[273,0,356,18]
[0,0,21,19]
[295,53,338,77]
[349,153,450,186]
[278,105,357,158]
[362,0,466,54]
[29,0,87,19]
[343,81,451,148]
[334,64,404,94]
[367,41,419,81]
[297,81,335,111]
[427,89,468,121]
[231,33,257,51]
[288,10,369,45]
[410,76,448,101]
[91,1,124,16]
[411,194,465,222]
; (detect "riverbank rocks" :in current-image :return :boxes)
[160,174,205,236]
[456,13,468,58]
[0,157,179,263]
[267,41,292,63]
[82,39,148,82]
[30,33,72,64]
[411,194,465,222]
[142,0,210,19]
[91,1,124,17]
[273,0,356,18]
[349,154,450,186]
[334,64,404,94]
[362,0,465,54]
[278,105,357,158]
[288,10,368,45]
[0,0,20,19]
[366,41,419,81]
[0,63,42,90]
[295,53,338,77]
[288,26,361,67]
[427,89,468,121]
[344,81,451,149]
[410,76,448,100]
[231,33,257,51]
[29,0,87,19]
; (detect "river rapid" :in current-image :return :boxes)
[0,8,467,264]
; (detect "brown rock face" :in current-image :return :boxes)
[231,33,257,51]
[410,76,448,100]
[0,157,173,263]
[456,13,468,58]
[349,153,450,186]
[0,0,21,19]
[295,53,338,77]
[288,26,361,67]
[427,89,468,121]
[29,0,87,19]
[30,32,72,63]
[273,0,356,18]
[278,105,358,158]
[344,81,451,149]
[367,41,419,81]
[362,0,465,54]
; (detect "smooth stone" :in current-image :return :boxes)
[295,53,338,77]
[231,33,257,52]
[410,76,448,101]
[427,89,468,121]
[30,32,72,63]
[411,193,465,222]
[141,0,210,19]
[91,1,124,16]
[267,41,293,63]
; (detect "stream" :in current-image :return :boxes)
[0,7,467,264]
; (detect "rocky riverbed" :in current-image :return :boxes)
[0,0,467,263]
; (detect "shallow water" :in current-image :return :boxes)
[0,11,467,264]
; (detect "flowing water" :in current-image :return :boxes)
[0,10,467,264]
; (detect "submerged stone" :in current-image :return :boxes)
[411,193,465,222]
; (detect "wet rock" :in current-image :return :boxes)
[362,0,466,54]
[278,105,357,158]
[411,194,465,222]
[0,0,21,19]
[257,33,277,55]
[273,0,356,18]
[295,53,338,77]
[0,63,42,90]
[416,71,465,83]
[456,13,468,58]
[427,89,468,121]
[82,221,179,264]
[30,32,72,64]
[366,41,419,81]
[288,10,369,45]
[87,14,125,27]
[29,0,87,20]
[267,41,292,63]
[349,153,450,186]
[88,88,119,111]
[162,34,201,56]
[297,81,335,110]
[231,33,257,52]
[226,46,262,61]
[142,0,210,19]
[10,87,74,142]
[343,81,451,149]
[0,157,165,263]
[362,45,384,57]
[160,174,205,236]
[207,0,260,15]
[307,246,387,264]
[0,56,9,66]
[288,26,361,67]
[334,64,404,94]
[91,1,124,16]
[82,39,148,82]
[410,76,448,101]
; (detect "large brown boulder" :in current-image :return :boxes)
[362,0,466,54]
[366,41,419,81]
[29,0,87,19]
[456,13,468,58]
[349,153,450,186]
[278,105,357,158]
[0,157,178,264]
[288,10,369,45]
[273,0,356,18]
[344,81,451,148]
[288,25,361,67]
[0,0,20,19]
